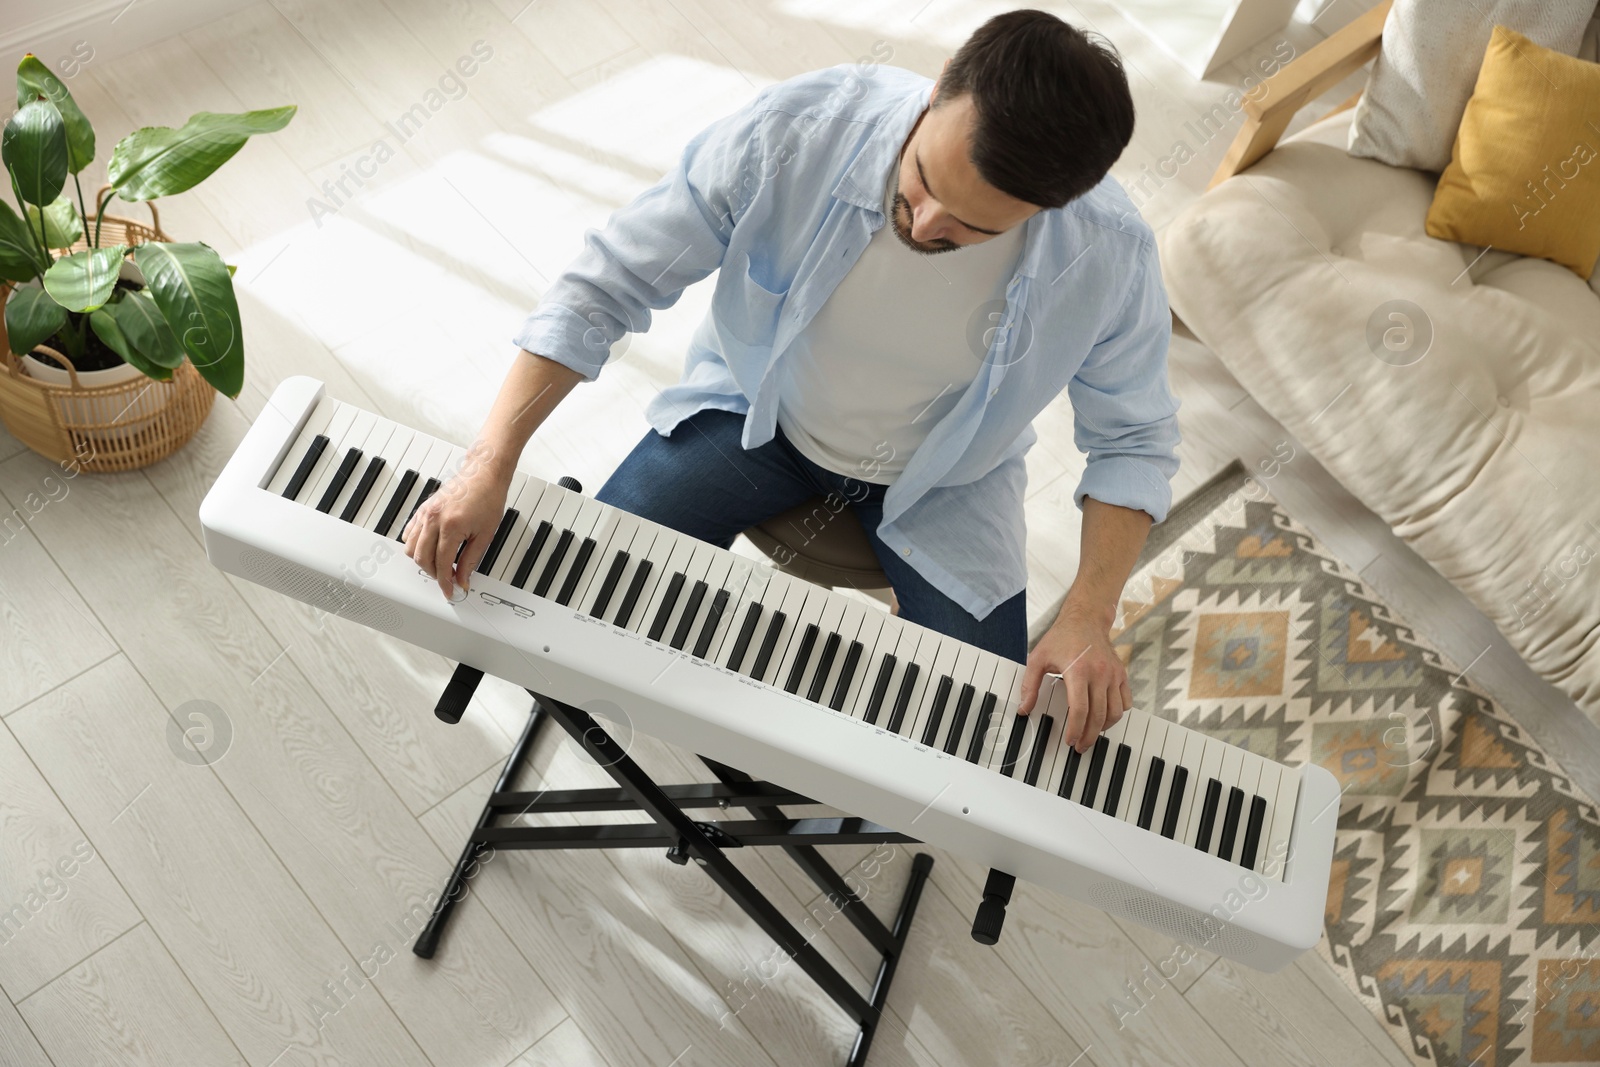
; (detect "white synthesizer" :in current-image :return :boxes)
[200,376,1339,971]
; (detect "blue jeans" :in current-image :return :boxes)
[595,408,1027,661]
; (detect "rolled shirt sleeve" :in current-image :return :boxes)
[1066,243,1182,523]
[511,85,775,381]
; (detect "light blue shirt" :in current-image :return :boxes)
[513,63,1181,620]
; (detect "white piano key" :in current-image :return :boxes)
[496,480,564,586]
[772,582,832,693]
[576,511,642,617]
[974,660,1024,768]
[393,438,458,540]
[657,541,720,646]
[1213,745,1246,862]
[714,568,783,670]
[750,580,811,684]
[812,600,866,708]
[1110,714,1151,819]
[265,396,341,496]
[1265,767,1303,883]
[1243,761,1279,874]
[303,408,371,512]
[792,594,848,701]
[837,608,888,717]
[906,636,964,748]
[637,534,699,639]
[613,522,678,630]
[886,625,939,735]
[705,559,766,665]
[348,424,417,531]
[1125,715,1171,827]
[1181,736,1230,850]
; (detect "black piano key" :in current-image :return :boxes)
[828,640,863,711]
[511,520,554,588]
[399,477,442,542]
[589,550,628,620]
[727,603,763,673]
[1079,737,1110,807]
[920,676,953,747]
[613,559,655,629]
[998,714,1028,777]
[783,624,819,694]
[282,434,329,500]
[692,588,730,659]
[1194,778,1223,853]
[965,692,998,764]
[863,654,897,726]
[1160,765,1189,839]
[476,508,520,575]
[1240,795,1268,871]
[749,611,787,679]
[314,446,361,513]
[670,581,708,650]
[1101,744,1132,817]
[806,633,842,703]
[647,572,686,641]
[555,537,596,606]
[885,663,921,734]
[1057,745,1083,799]
[1024,715,1054,786]
[533,529,575,598]
[1218,786,1246,859]
[944,683,976,755]
[338,455,386,522]
[1137,757,1166,830]
[374,469,418,537]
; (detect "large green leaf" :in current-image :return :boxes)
[17,55,94,174]
[90,302,173,381]
[42,244,126,312]
[2,100,68,207]
[4,285,66,355]
[107,106,295,201]
[133,241,242,398]
[0,199,46,281]
[110,288,185,369]
[27,196,82,250]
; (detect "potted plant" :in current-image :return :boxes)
[0,53,293,455]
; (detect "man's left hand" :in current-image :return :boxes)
[1018,602,1131,753]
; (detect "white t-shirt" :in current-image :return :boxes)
[775,156,1027,484]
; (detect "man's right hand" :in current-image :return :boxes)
[402,440,511,601]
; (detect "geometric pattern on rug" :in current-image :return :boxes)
[1105,464,1600,1067]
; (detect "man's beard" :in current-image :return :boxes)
[890,189,960,255]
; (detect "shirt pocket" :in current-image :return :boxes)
[713,249,789,347]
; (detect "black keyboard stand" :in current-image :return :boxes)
[416,665,935,1067]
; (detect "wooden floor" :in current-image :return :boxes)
[12,0,1577,1063]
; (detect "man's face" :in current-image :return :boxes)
[892,67,1041,256]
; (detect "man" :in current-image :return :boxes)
[405,8,1181,754]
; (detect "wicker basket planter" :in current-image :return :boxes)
[0,189,216,473]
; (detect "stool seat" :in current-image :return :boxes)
[742,496,892,591]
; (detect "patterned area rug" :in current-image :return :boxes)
[1080,460,1600,1067]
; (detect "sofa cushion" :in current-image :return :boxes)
[1425,25,1600,280]
[1159,106,1600,720]
[1347,0,1597,173]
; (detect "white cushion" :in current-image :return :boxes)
[1159,107,1600,720]
[1347,0,1598,172]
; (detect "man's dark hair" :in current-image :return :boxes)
[932,8,1135,209]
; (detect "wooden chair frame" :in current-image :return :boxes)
[1208,0,1393,189]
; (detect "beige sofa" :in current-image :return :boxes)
[1159,2,1600,720]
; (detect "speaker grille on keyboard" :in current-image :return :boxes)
[1088,882,1265,959]
[238,549,404,633]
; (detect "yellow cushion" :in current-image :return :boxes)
[1425,24,1600,280]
